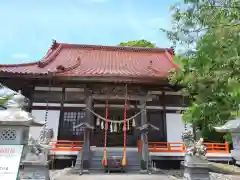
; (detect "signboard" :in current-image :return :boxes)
[0,145,23,180]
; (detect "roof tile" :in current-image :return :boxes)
[0,42,179,79]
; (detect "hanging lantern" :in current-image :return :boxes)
[132,118,136,127]
[96,117,100,126]
[127,119,130,130]
[101,121,104,129]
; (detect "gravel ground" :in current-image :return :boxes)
[48,168,240,180]
[53,173,176,180]
[162,169,240,180]
[50,168,72,180]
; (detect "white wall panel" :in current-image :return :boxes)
[166,113,193,142]
[166,113,185,142]
[31,110,60,141]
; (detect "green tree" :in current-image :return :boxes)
[163,0,240,138]
[119,39,156,48]
[0,85,14,106]
[0,96,10,105]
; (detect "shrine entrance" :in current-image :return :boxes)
[91,108,139,147]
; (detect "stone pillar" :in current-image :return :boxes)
[82,90,93,171]
[140,99,149,172]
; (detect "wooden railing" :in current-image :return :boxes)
[204,142,229,153]
[50,140,83,152]
[138,140,229,153]
[49,140,229,154]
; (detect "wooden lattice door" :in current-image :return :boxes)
[58,110,86,141]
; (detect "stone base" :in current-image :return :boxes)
[231,149,240,165]
[82,160,90,169]
[21,162,50,180]
[79,169,90,175]
[140,160,147,170]
[140,169,151,174]
[182,155,210,180]
[184,166,210,180]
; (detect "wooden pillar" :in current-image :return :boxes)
[23,85,34,112]
[82,89,93,170]
[161,92,167,142]
[140,99,149,171]
[57,87,65,139]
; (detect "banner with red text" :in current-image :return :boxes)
[0,145,23,180]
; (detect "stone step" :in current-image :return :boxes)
[73,147,152,173]
[89,149,142,172]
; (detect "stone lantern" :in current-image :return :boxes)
[0,94,47,179]
[214,118,240,165]
[136,123,159,173]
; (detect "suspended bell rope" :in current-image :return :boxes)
[102,95,109,167]
[122,84,127,166]
[85,107,142,123]
[44,78,52,128]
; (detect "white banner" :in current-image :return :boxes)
[0,145,23,180]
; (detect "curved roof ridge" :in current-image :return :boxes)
[59,42,173,53]
[37,44,63,68]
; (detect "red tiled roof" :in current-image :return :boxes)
[0,41,179,79]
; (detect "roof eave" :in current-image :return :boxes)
[54,75,170,84]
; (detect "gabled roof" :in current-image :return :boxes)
[0,40,179,79]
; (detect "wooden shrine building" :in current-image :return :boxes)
[0,40,230,172]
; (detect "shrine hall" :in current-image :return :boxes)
[0,40,231,172]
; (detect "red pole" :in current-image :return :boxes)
[104,98,109,152]
[122,85,127,166]
[123,102,127,146]
[102,98,108,167]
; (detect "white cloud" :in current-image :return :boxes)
[11,53,29,59]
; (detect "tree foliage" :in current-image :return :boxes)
[0,96,10,105]
[0,85,14,106]
[164,0,240,130]
[119,39,156,48]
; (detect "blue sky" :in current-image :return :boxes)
[0,0,178,64]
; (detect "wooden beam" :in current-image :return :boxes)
[92,94,156,101]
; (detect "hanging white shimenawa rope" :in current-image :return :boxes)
[101,121,104,129]
[92,107,143,131]
[132,118,136,127]
[110,122,113,132]
[96,117,100,126]
[86,107,143,123]
[114,123,117,132]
